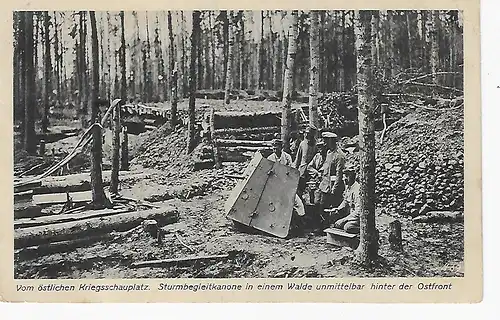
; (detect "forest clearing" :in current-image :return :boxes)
[12,10,464,279]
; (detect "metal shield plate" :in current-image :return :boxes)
[225,152,300,238]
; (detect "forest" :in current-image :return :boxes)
[13,10,463,137]
[13,10,465,277]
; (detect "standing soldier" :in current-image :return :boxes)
[318,131,346,222]
[293,125,318,196]
[267,139,293,166]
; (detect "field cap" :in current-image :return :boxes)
[321,131,337,139]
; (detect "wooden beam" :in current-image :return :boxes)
[15,207,132,229]
[14,206,179,249]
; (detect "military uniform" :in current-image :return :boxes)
[318,132,346,220]
[334,180,361,234]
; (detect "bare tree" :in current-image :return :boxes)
[354,10,379,267]
[309,10,320,129]
[281,10,298,153]
[42,11,52,136]
[168,11,178,127]
[188,11,201,153]
[224,11,235,104]
[24,11,37,155]
[89,11,106,208]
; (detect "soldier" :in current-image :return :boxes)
[318,131,346,221]
[293,125,318,196]
[267,139,293,166]
[331,165,360,234]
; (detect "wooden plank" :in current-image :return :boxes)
[216,139,273,147]
[324,228,359,249]
[32,190,93,206]
[14,207,132,229]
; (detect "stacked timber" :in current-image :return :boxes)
[208,108,297,163]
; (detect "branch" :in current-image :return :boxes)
[398,71,463,85]
[406,81,463,93]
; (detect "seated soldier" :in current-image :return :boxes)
[329,165,360,234]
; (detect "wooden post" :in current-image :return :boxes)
[120,126,129,171]
[388,219,403,252]
[210,108,221,169]
[110,103,121,195]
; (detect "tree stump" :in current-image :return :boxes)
[388,219,403,252]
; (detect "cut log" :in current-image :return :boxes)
[131,254,229,268]
[216,139,273,147]
[213,126,280,136]
[14,201,42,219]
[31,170,150,194]
[224,146,272,152]
[388,219,403,251]
[14,180,42,193]
[14,206,179,249]
[412,211,463,223]
[14,190,34,201]
[14,207,132,229]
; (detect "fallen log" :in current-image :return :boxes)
[131,254,229,268]
[15,207,132,229]
[15,234,114,261]
[14,201,42,219]
[412,211,463,223]
[14,206,179,249]
[14,180,42,194]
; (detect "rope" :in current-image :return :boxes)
[14,99,122,188]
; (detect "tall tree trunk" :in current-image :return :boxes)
[309,10,320,128]
[209,11,215,89]
[167,11,178,127]
[119,11,128,172]
[371,11,379,68]
[281,10,298,153]
[224,11,235,104]
[188,11,201,153]
[354,10,378,267]
[258,11,265,90]
[180,11,187,97]
[429,10,439,84]
[79,11,88,125]
[89,11,106,208]
[221,10,229,90]
[239,11,245,90]
[342,11,352,91]
[14,12,25,126]
[24,11,37,155]
[267,11,274,90]
[406,11,413,69]
[53,12,61,105]
[42,11,51,135]
[386,11,396,78]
